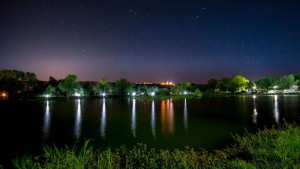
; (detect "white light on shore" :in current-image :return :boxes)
[132,92,136,96]
[74,92,81,97]
[150,92,155,96]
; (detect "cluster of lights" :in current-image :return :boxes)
[160,81,175,86]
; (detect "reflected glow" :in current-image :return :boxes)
[161,99,174,135]
[100,99,106,138]
[274,95,279,123]
[74,99,81,142]
[184,99,188,131]
[42,100,50,140]
[131,99,136,137]
[151,101,156,139]
[252,96,257,125]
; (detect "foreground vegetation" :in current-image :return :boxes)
[11,123,300,169]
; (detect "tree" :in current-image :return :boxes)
[293,72,300,85]
[218,78,231,92]
[137,85,148,95]
[255,77,278,91]
[146,86,159,96]
[58,74,79,97]
[94,78,112,95]
[207,79,218,90]
[230,75,249,93]
[0,69,38,98]
[194,88,202,97]
[48,76,58,87]
[171,81,191,95]
[278,75,295,90]
[113,78,134,95]
[247,82,256,91]
[44,85,57,96]
[23,72,38,92]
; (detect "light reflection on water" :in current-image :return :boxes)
[74,99,81,142]
[252,95,257,125]
[100,99,106,138]
[184,99,188,131]
[131,99,136,137]
[274,95,279,123]
[161,99,174,135]
[3,95,300,168]
[42,100,50,140]
[40,96,290,143]
[151,100,156,139]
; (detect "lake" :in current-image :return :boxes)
[0,95,300,166]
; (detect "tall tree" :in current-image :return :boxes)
[278,75,295,90]
[218,78,231,92]
[94,78,112,95]
[230,75,249,93]
[113,78,134,95]
[58,74,79,97]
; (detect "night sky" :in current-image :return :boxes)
[1,0,300,83]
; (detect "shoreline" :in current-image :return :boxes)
[2,92,299,102]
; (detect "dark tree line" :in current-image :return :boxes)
[1,69,300,99]
[0,70,38,98]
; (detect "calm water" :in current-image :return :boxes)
[1,95,300,166]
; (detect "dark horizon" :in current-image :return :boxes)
[1,1,300,83]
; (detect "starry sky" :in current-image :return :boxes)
[1,0,300,83]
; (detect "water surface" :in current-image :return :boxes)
[0,95,300,166]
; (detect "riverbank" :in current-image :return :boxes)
[2,91,299,102]
[10,123,300,169]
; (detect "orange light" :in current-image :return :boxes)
[1,93,6,97]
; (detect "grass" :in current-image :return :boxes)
[10,123,300,169]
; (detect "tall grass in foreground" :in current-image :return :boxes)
[12,123,300,169]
